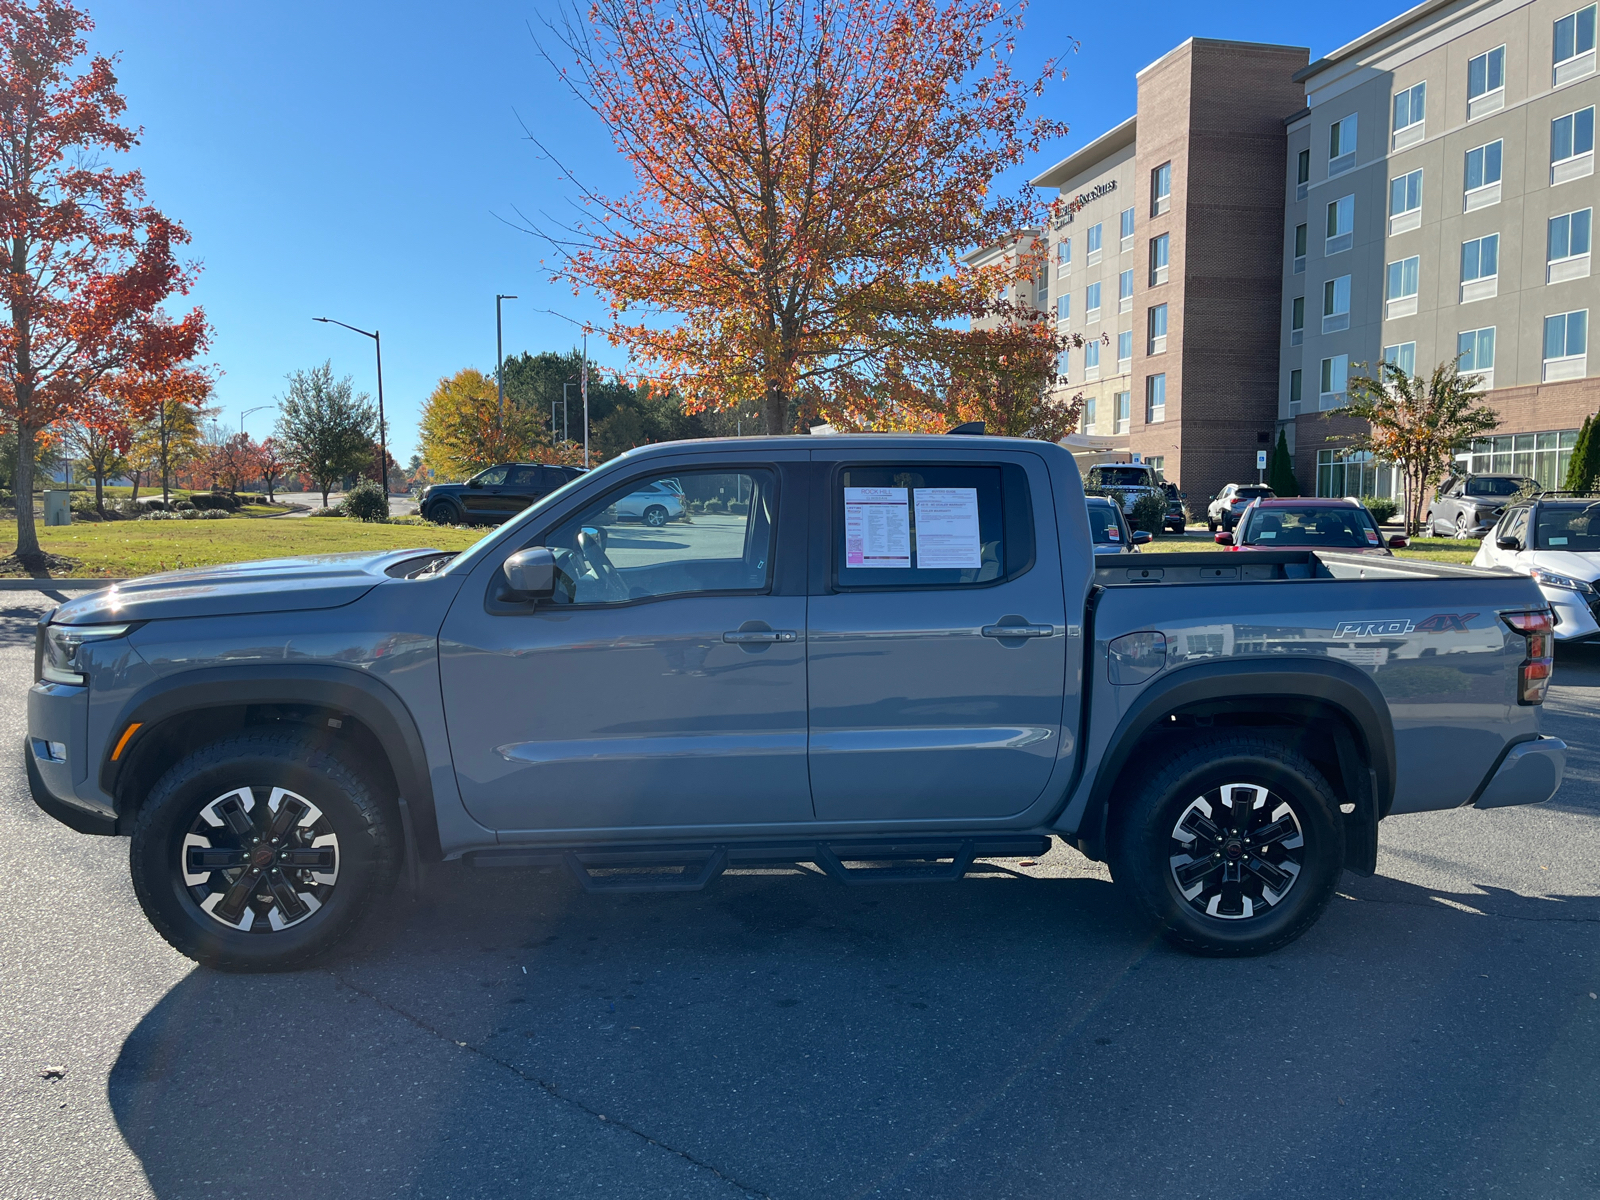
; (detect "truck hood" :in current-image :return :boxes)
[49,550,440,626]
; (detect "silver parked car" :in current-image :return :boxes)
[610,481,685,526]
[1426,473,1536,539]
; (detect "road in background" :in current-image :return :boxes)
[0,597,1595,1199]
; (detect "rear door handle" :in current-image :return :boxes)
[723,629,799,644]
[982,624,1054,639]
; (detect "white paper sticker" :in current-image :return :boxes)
[913,488,982,569]
[844,487,910,568]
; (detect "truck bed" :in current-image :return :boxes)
[1095,550,1503,587]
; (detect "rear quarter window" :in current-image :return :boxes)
[831,463,1033,590]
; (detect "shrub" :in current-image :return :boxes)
[1130,492,1168,535]
[1364,497,1399,525]
[344,480,389,522]
[187,492,238,512]
[173,500,195,511]
[310,505,345,517]
[703,497,724,513]
[200,509,230,520]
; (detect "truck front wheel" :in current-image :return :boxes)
[128,734,399,972]
[1109,735,1345,956]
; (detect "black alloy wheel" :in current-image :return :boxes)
[1109,734,1344,956]
[130,734,398,971]
[428,500,463,525]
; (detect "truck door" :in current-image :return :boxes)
[437,455,812,833]
[805,449,1072,822]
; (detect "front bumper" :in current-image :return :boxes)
[1542,587,1600,641]
[25,738,116,835]
[1472,736,1567,809]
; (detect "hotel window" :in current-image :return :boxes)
[1548,208,1593,283]
[1084,337,1101,381]
[1464,139,1503,210]
[1293,223,1307,273]
[1296,148,1310,200]
[1086,222,1103,265]
[1464,431,1580,490]
[1322,275,1350,333]
[1082,395,1096,432]
[1392,81,1426,149]
[1114,390,1131,435]
[1383,341,1417,376]
[1056,293,1070,324]
[1119,207,1136,252]
[1056,237,1071,277]
[1151,162,1171,216]
[1148,303,1168,354]
[1543,309,1589,381]
[1386,255,1419,318]
[1551,106,1595,184]
[1325,194,1354,255]
[1085,281,1102,320]
[1389,169,1422,233]
[1118,268,1134,313]
[1328,114,1357,176]
[1553,5,1597,87]
[1467,46,1506,119]
[1289,368,1303,413]
[1149,233,1169,285]
[1145,374,1166,423]
[1319,355,1348,409]
[1460,233,1499,302]
[1457,327,1495,388]
[1291,296,1305,345]
[1057,348,1071,381]
[1117,329,1132,370]
[1037,269,1049,309]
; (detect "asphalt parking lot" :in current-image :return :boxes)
[0,596,1595,1200]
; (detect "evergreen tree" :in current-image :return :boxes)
[1267,429,1300,496]
[1563,412,1600,495]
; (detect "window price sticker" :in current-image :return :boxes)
[844,487,910,567]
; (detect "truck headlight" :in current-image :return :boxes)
[1529,568,1596,596]
[37,623,131,685]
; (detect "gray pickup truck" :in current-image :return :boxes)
[27,435,1568,971]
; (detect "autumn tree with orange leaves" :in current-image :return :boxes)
[0,0,208,565]
[535,0,1068,433]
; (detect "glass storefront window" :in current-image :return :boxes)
[1316,449,1400,499]
[1461,429,1578,490]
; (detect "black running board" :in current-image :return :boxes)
[466,835,1051,893]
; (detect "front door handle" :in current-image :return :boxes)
[723,629,799,644]
[981,623,1054,639]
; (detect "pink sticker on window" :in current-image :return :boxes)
[1366,528,1380,544]
[1107,525,1120,540]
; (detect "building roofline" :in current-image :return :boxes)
[1283,106,1312,127]
[1294,0,1461,81]
[1135,35,1308,80]
[1029,116,1137,189]
[959,228,1042,266]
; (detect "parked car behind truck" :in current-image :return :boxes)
[28,434,1566,970]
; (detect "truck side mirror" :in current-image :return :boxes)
[502,547,556,600]
[1388,536,1409,549]
[467,477,483,488]
[1214,532,1235,546]
[1132,530,1153,544]
[1496,535,1521,551]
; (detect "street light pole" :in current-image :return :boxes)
[496,294,517,430]
[241,404,273,436]
[314,317,389,493]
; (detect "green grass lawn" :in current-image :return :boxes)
[1146,529,1480,564]
[0,518,484,578]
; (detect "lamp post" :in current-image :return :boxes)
[496,294,517,429]
[313,317,388,493]
[241,404,273,436]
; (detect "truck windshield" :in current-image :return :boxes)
[1535,502,1600,550]
[1242,506,1377,548]
[1096,468,1154,488]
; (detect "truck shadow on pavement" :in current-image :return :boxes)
[108,862,1600,1200]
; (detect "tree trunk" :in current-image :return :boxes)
[320,481,330,508]
[763,381,787,436]
[13,424,40,565]
[130,470,140,502]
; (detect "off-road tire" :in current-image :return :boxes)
[129,734,399,972]
[1108,734,1345,956]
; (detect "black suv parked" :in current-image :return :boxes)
[418,463,586,525]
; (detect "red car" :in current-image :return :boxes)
[1214,498,1408,555]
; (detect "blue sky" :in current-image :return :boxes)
[88,0,1403,461]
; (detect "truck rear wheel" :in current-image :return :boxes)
[128,734,399,972]
[1109,735,1345,956]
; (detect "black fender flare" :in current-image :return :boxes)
[1069,658,1396,861]
[100,664,442,861]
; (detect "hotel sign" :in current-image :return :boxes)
[1055,179,1117,227]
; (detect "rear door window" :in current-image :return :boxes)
[832,464,1032,589]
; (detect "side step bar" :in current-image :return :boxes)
[467,836,1051,894]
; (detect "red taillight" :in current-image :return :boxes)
[1503,610,1554,704]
